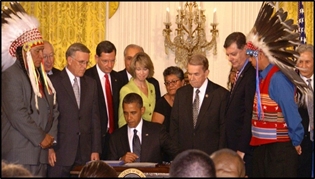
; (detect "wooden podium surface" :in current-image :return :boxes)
[71,164,170,177]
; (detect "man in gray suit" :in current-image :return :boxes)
[47,43,102,177]
[2,2,58,177]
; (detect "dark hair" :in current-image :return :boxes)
[130,52,154,78]
[170,149,216,177]
[163,66,185,80]
[187,54,209,71]
[78,160,118,178]
[96,40,117,57]
[122,93,143,109]
[65,42,90,59]
[223,32,246,49]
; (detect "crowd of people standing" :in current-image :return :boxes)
[2,2,313,178]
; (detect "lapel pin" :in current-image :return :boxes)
[205,94,208,98]
[145,133,149,136]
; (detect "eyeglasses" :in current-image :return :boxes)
[164,79,180,86]
[43,53,54,60]
[72,56,90,66]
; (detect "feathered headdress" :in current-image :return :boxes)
[2,2,56,109]
[245,2,313,122]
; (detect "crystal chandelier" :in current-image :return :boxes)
[163,2,219,70]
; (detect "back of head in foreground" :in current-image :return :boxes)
[210,148,246,177]
[169,149,216,177]
[1,160,33,177]
[78,160,118,178]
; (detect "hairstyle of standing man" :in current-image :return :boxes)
[2,2,58,177]
[43,40,60,75]
[48,43,102,177]
[85,40,124,160]
[296,44,314,178]
[170,54,229,156]
[223,32,256,177]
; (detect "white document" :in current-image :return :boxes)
[122,162,158,167]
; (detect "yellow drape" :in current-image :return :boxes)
[278,2,314,45]
[2,2,107,70]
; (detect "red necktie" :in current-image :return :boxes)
[105,74,114,134]
[234,71,240,83]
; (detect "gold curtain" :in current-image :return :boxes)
[2,2,107,70]
[23,2,107,70]
[278,2,314,45]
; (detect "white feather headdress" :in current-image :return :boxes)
[2,2,56,110]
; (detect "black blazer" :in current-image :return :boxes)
[50,69,102,166]
[118,68,161,101]
[225,62,256,154]
[85,66,124,137]
[170,79,229,155]
[108,120,179,163]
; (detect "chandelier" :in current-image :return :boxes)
[163,2,219,70]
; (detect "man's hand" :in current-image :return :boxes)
[40,134,54,149]
[295,145,302,155]
[121,152,139,163]
[90,152,100,161]
[237,150,245,160]
[48,148,56,167]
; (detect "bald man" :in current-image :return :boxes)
[43,40,60,75]
[210,148,246,177]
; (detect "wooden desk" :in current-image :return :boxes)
[71,164,170,177]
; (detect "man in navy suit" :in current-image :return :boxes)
[108,93,179,163]
[118,44,161,102]
[48,43,102,177]
[224,32,256,177]
[170,54,229,156]
[85,40,124,160]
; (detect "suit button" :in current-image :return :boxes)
[149,104,151,107]
[149,113,152,115]
[77,132,81,135]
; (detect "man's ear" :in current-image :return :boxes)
[141,106,145,115]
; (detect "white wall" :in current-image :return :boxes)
[107,2,261,95]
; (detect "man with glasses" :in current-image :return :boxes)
[43,40,60,75]
[85,40,124,160]
[48,43,102,177]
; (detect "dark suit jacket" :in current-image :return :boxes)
[50,69,102,166]
[108,120,179,163]
[118,68,161,101]
[297,89,313,177]
[47,67,61,76]
[225,62,256,154]
[85,66,123,135]
[85,66,124,159]
[170,79,229,155]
